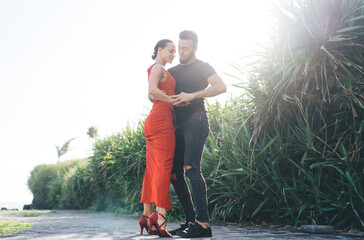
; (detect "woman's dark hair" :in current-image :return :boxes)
[179,30,198,46]
[152,39,173,60]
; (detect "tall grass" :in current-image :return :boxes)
[204,100,363,231]
[202,0,363,231]
[88,121,146,212]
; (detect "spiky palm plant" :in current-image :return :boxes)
[248,0,363,143]
[243,0,363,231]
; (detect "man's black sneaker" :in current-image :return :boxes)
[168,222,192,235]
[177,222,212,238]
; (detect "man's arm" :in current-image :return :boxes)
[172,73,226,105]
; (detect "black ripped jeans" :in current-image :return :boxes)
[171,111,210,223]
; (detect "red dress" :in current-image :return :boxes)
[140,64,176,210]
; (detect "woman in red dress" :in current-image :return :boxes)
[139,39,176,238]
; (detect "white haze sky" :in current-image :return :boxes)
[0,0,272,206]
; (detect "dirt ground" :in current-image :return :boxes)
[0,210,362,240]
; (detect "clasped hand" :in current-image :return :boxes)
[171,92,192,106]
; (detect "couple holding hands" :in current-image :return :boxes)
[139,30,226,238]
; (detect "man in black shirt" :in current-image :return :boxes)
[168,30,226,238]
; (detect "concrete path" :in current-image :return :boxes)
[0,210,362,239]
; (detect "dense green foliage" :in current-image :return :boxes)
[28,159,93,210]
[239,0,364,231]
[88,123,146,212]
[28,0,363,232]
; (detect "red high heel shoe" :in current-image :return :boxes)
[149,210,172,238]
[139,215,158,235]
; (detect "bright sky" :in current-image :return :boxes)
[0,0,272,206]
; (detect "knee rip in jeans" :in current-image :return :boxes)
[184,165,193,178]
[184,164,192,172]
[184,165,201,180]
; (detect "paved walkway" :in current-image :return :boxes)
[0,210,362,239]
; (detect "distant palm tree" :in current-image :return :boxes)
[56,138,75,162]
[87,126,98,139]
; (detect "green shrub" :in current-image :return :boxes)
[28,159,92,209]
[28,164,57,209]
[203,0,364,231]
[59,159,95,209]
[88,121,147,213]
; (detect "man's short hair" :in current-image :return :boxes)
[179,30,198,46]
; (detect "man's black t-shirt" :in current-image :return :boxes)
[168,59,216,124]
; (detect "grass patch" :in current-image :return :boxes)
[0,210,56,218]
[0,220,32,236]
[19,210,57,217]
[21,210,56,214]
[20,212,40,217]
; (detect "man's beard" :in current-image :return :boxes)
[180,53,195,64]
